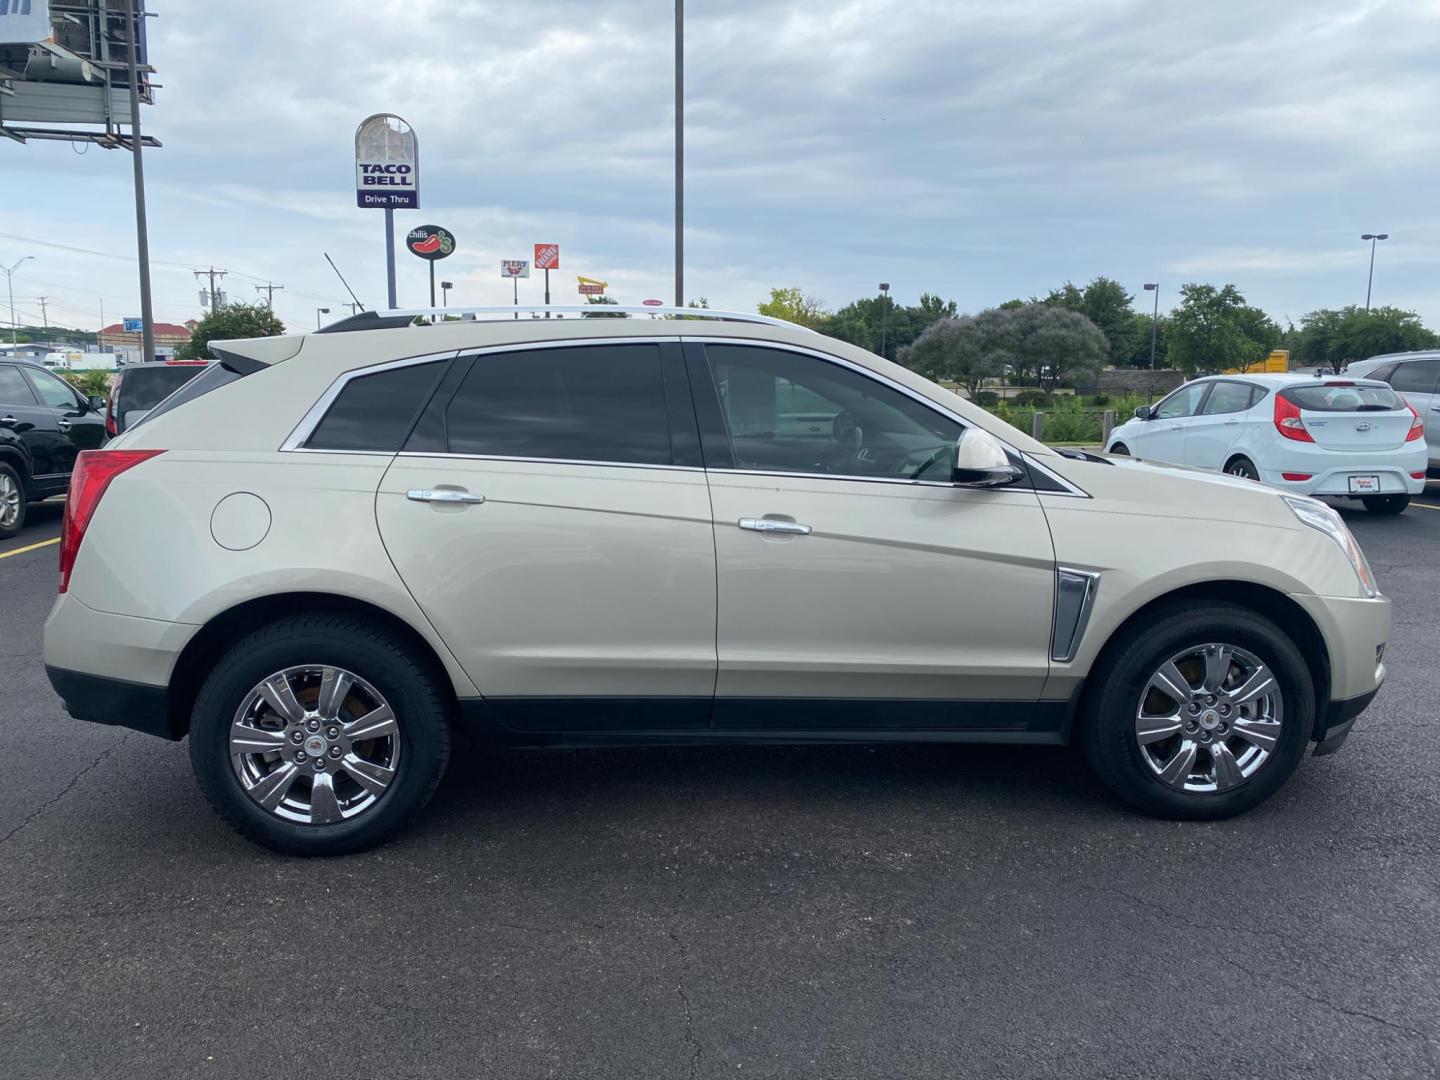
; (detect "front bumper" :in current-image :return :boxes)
[1313,683,1381,756]
[1289,592,1389,755]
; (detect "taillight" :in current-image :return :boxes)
[1273,394,1313,442]
[1404,400,1424,442]
[59,449,164,593]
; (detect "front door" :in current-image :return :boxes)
[1130,381,1210,464]
[687,341,1057,733]
[20,364,106,474]
[376,341,718,732]
[0,362,69,487]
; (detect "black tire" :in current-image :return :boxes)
[189,614,451,855]
[1224,456,1258,480]
[1109,443,1129,456]
[1361,494,1409,515]
[0,462,27,540]
[1079,602,1315,820]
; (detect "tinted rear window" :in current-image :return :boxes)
[1280,384,1403,412]
[119,365,208,410]
[133,363,239,430]
[441,344,671,465]
[305,360,448,451]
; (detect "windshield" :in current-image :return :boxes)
[1280,384,1403,413]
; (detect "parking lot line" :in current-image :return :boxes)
[1411,503,1440,512]
[0,537,60,560]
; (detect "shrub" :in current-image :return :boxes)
[1011,390,1049,408]
[972,390,999,407]
[61,370,113,399]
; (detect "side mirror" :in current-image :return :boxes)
[1133,406,1152,420]
[89,395,107,413]
[952,428,1023,488]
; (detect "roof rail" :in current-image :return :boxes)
[315,305,815,334]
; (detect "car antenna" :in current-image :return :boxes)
[324,253,366,313]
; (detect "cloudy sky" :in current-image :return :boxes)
[3,0,1439,335]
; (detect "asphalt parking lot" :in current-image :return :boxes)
[1,489,1438,1079]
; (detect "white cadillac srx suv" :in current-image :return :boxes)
[42,308,1390,854]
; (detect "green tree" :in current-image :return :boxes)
[1009,303,1108,392]
[1166,284,1278,375]
[1289,306,1438,368]
[916,292,959,323]
[686,296,710,309]
[898,308,1013,397]
[1041,277,1138,366]
[580,295,627,318]
[175,302,285,359]
[757,287,827,328]
[1119,312,1170,369]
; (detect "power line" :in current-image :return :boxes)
[255,282,285,308]
[194,268,227,310]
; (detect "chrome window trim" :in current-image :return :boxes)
[395,451,705,474]
[279,349,461,452]
[1051,567,1101,663]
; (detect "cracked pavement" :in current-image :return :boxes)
[1,495,1438,1078]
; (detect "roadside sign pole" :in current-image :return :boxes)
[429,261,436,308]
[126,0,156,363]
[513,277,519,319]
[544,268,550,317]
[385,208,397,308]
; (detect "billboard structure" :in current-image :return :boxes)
[1,2,162,363]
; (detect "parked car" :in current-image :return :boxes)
[105,359,210,437]
[44,310,1389,854]
[1344,351,1440,477]
[1105,374,1426,514]
[0,358,107,538]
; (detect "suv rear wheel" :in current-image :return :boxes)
[0,463,26,539]
[1080,602,1313,819]
[189,614,451,855]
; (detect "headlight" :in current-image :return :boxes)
[1282,495,1379,598]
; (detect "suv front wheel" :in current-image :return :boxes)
[1080,602,1314,819]
[189,614,452,855]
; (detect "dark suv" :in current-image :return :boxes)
[0,359,107,538]
[105,359,210,437]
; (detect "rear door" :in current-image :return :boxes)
[375,341,718,732]
[1129,381,1210,463]
[1383,359,1440,465]
[1184,380,1258,469]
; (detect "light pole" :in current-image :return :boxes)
[3,256,35,347]
[1361,233,1388,311]
[1143,283,1160,369]
[674,0,684,307]
[878,282,891,358]
[440,281,452,310]
[316,307,330,330]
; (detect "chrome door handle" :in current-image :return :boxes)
[57,418,71,432]
[739,518,811,535]
[1224,419,1240,425]
[0,416,15,426]
[407,488,485,505]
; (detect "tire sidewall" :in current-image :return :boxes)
[0,463,25,540]
[1083,605,1314,819]
[1226,457,1257,480]
[190,619,449,855]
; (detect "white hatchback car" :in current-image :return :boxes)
[1105,374,1427,514]
[43,309,1390,854]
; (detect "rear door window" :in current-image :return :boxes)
[440,344,673,465]
[1387,359,1440,396]
[1199,382,1255,415]
[305,360,449,451]
[119,365,207,411]
[134,363,239,430]
[0,365,38,406]
[1280,384,1405,412]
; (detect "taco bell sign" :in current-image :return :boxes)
[354,113,419,209]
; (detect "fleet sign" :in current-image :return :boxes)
[533,244,560,270]
[122,317,143,332]
[0,1,50,45]
[355,113,419,209]
[500,260,530,278]
[406,225,455,260]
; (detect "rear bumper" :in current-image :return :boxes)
[1256,443,1427,496]
[45,665,181,740]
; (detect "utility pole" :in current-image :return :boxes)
[194,267,227,310]
[125,0,157,364]
[35,296,49,329]
[254,282,284,308]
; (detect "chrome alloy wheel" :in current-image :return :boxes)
[1135,643,1283,793]
[229,665,401,825]
[0,471,19,529]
